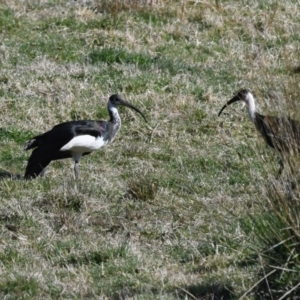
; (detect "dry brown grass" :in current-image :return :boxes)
[1,0,300,298]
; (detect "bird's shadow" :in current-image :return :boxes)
[0,171,23,180]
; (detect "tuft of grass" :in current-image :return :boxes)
[125,174,159,201]
[178,281,235,300]
[239,173,300,298]
[88,47,153,67]
[0,276,40,298]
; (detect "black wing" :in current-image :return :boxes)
[24,120,107,179]
[255,114,276,149]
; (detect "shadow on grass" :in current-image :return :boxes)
[176,281,235,300]
[0,171,23,180]
[253,268,300,299]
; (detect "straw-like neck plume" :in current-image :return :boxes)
[108,101,121,126]
[244,92,256,122]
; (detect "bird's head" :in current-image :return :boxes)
[108,94,147,122]
[218,89,253,116]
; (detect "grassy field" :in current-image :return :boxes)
[1,0,300,299]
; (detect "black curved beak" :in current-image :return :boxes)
[218,95,243,117]
[121,100,147,122]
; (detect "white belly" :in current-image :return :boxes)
[60,135,107,153]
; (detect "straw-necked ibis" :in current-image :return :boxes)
[24,94,147,179]
[218,89,300,178]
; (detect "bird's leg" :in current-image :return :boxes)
[74,161,79,180]
[276,158,284,180]
[72,154,82,180]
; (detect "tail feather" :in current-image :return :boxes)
[24,134,44,151]
[24,138,37,150]
[24,147,51,179]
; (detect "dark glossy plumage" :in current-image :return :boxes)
[24,120,107,178]
[24,94,146,179]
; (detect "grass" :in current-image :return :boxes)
[1,0,300,298]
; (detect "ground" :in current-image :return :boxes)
[1,0,300,299]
